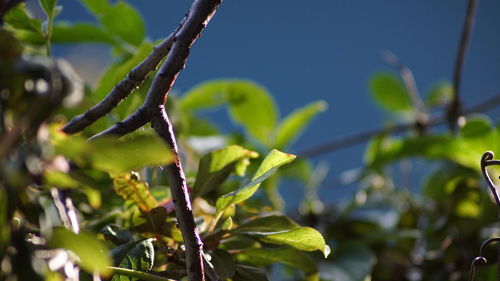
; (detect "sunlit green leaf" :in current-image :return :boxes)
[181,80,278,144]
[51,128,173,172]
[369,72,411,114]
[39,0,58,18]
[48,227,111,275]
[216,150,295,213]
[4,4,42,34]
[193,145,258,197]
[79,0,110,16]
[273,100,327,149]
[237,247,319,281]
[251,227,329,256]
[100,1,145,46]
[110,172,158,212]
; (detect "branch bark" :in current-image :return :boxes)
[62,1,223,280]
[298,93,500,158]
[447,0,479,132]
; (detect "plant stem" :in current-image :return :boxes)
[108,267,174,281]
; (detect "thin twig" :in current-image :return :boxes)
[298,93,500,158]
[62,35,176,134]
[447,0,479,132]
[151,105,205,281]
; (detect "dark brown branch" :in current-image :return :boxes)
[62,34,176,134]
[88,106,151,140]
[298,93,500,158]
[151,105,205,281]
[447,0,479,132]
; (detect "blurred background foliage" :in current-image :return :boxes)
[1,0,500,281]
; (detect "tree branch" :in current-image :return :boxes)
[88,106,151,139]
[298,93,500,158]
[447,0,479,132]
[62,34,176,134]
[151,105,205,281]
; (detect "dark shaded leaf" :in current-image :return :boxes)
[211,249,236,279]
[110,238,150,267]
[319,243,375,281]
[111,238,154,281]
[233,265,269,281]
[233,215,299,233]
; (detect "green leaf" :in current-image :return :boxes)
[459,114,493,138]
[320,243,375,281]
[233,215,299,233]
[100,225,134,245]
[79,0,145,46]
[193,145,259,197]
[181,80,278,144]
[4,4,42,34]
[52,22,117,45]
[236,247,319,281]
[273,100,327,149]
[110,172,158,212]
[51,128,173,172]
[215,150,295,213]
[39,0,58,18]
[48,227,111,275]
[0,188,9,257]
[426,81,453,108]
[369,72,412,114]
[109,238,149,266]
[112,238,155,281]
[233,265,269,281]
[211,249,236,279]
[93,42,153,101]
[252,227,330,256]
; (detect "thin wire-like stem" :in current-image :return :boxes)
[480,152,500,215]
[447,0,479,131]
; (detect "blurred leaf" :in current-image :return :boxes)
[369,72,412,114]
[39,0,58,18]
[319,243,375,281]
[80,0,145,46]
[423,165,476,200]
[211,249,236,279]
[273,100,327,149]
[48,227,111,275]
[181,80,278,144]
[0,188,9,256]
[233,265,269,281]
[426,81,453,108]
[216,150,295,213]
[93,42,153,100]
[280,158,313,183]
[365,127,500,170]
[221,216,233,231]
[237,247,319,281]
[110,172,158,212]
[51,129,173,172]
[233,215,299,233]
[100,1,145,46]
[193,145,258,197]
[4,4,42,33]
[52,22,117,45]
[460,114,493,138]
[112,238,154,281]
[252,227,329,256]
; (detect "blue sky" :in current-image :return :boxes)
[56,0,500,205]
